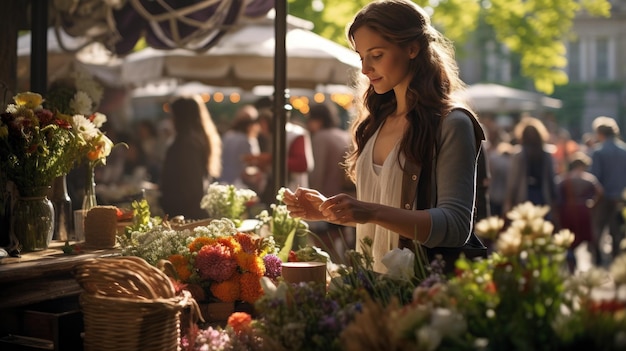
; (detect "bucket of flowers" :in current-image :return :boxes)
[118,204,283,324]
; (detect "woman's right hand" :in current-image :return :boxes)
[283,187,328,221]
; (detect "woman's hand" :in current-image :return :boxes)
[318,193,374,225]
[283,187,327,221]
[284,187,373,226]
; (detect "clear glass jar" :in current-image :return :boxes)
[13,186,54,252]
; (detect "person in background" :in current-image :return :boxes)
[283,0,486,273]
[159,94,222,220]
[555,152,603,272]
[219,105,265,192]
[589,115,626,265]
[252,97,315,199]
[503,116,557,218]
[487,141,514,218]
[134,119,162,183]
[306,102,355,261]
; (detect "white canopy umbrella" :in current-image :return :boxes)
[119,13,361,90]
[458,83,562,114]
[17,27,123,90]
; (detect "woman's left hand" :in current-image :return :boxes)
[319,194,375,225]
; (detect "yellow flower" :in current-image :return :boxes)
[14,92,43,109]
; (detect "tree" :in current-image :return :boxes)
[288,0,611,95]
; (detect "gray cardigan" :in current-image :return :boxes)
[400,108,485,248]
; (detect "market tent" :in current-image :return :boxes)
[17,28,123,90]
[118,13,361,90]
[458,83,562,114]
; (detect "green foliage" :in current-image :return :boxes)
[289,0,612,95]
[124,198,160,236]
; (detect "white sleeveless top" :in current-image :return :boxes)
[355,126,406,273]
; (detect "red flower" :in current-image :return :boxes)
[194,243,237,282]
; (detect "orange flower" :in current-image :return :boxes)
[234,232,257,254]
[217,236,242,254]
[210,274,241,302]
[168,254,192,282]
[189,237,216,252]
[235,251,265,276]
[227,312,252,334]
[239,272,263,304]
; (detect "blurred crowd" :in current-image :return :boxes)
[81,94,625,270]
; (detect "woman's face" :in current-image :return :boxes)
[353,26,416,94]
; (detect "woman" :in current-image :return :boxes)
[159,94,222,220]
[283,0,485,272]
[219,104,265,191]
[503,116,557,216]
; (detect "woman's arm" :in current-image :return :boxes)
[285,111,479,246]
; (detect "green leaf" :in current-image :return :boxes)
[277,226,297,262]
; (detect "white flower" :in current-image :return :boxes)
[552,229,575,249]
[415,325,442,351]
[72,114,99,140]
[430,307,467,337]
[5,104,17,114]
[507,201,550,222]
[382,247,415,281]
[70,91,94,116]
[496,227,522,256]
[260,276,288,301]
[474,216,505,240]
[200,183,257,220]
[73,69,103,106]
[91,112,107,128]
[609,253,626,286]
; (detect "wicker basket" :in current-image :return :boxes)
[74,256,199,351]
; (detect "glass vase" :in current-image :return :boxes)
[51,174,72,241]
[82,166,97,213]
[12,186,54,252]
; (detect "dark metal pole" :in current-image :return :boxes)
[30,0,48,94]
[272,0,287,195]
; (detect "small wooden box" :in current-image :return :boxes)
[21,298,84,351]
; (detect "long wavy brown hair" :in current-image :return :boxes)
[344,0,470,182]
[170,94,222,179]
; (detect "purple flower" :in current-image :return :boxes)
[263,254,282,279]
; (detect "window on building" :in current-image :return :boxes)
[595,37,609,81]
[567,40,581,82]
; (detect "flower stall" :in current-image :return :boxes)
[172,201,626,351]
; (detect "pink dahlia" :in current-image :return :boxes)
[195,243,237,282]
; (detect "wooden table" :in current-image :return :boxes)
[0,241,120,350]
[0,241,120,309]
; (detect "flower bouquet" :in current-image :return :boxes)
[0,92,77,251]
[200,183,258,226]
[0,92,75,190]
[119,215,282,312]
[255,187,310,261]
[45,69,116,211]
